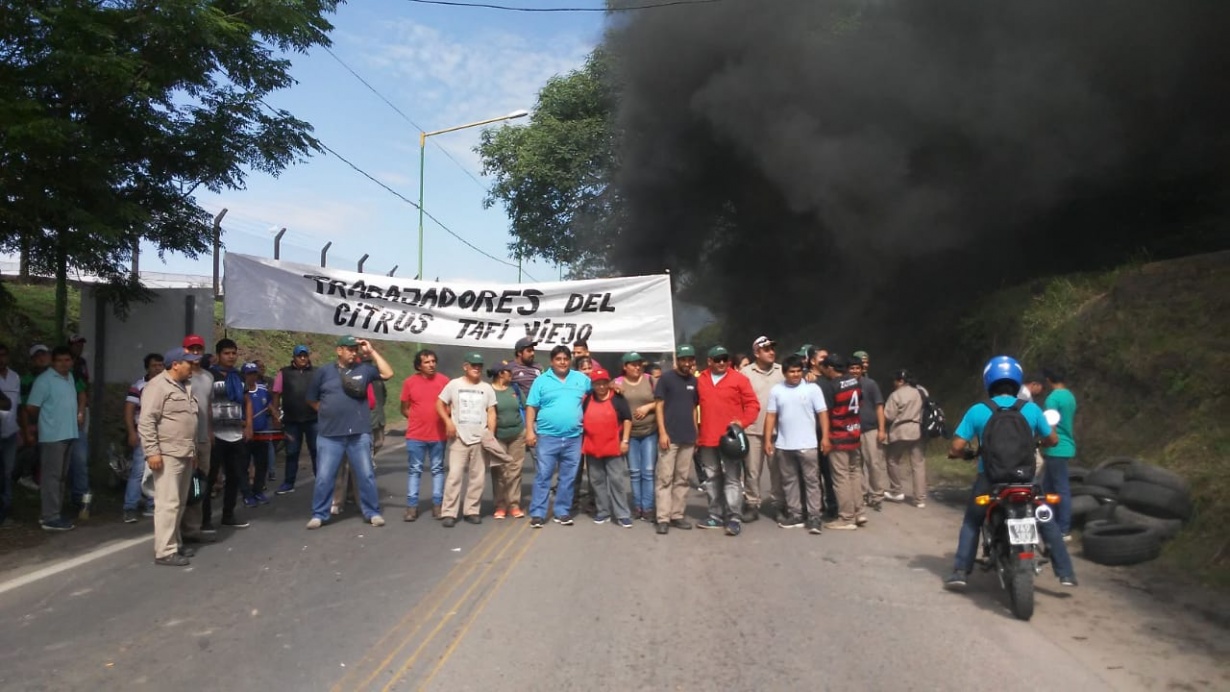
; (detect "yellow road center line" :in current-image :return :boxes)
[338,523,516,692]
[379,521,532,692]
[415,530,540,692]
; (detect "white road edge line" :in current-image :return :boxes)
[0,534,151,597]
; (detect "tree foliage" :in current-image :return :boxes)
[476,49,621,279]
[0,0,339,336]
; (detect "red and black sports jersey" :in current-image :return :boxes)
[820,376,863,451]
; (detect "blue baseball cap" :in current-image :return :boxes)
[163,347,201,365]
[293,344,310,356]
[241,362,260,375]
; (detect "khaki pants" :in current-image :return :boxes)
[828,449,864,523]
[777,448,822,520]
[152,455,193,559]
[655,443,695,523]
[491,432,526,510]
[442,439,486,519]
[887,440,927,502]
[743,433,780,511]
[858,435,889,501]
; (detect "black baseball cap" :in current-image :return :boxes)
[514,337,538,352]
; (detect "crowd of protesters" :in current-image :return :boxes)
[0,331,1076,579]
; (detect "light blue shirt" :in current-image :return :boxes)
[766,381,827,450]
[27,369,80,443]
[954,395,1052,473]
[526,368,591,438]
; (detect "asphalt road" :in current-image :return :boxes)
[0,445,1226,691]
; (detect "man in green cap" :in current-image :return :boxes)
[304,335,393,530]
[695,345,760,536]
[652,344,699,534]
[436,352,498,527]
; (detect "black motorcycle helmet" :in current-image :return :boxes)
[719,423,750,459]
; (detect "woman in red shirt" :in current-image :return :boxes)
[582,369,633,527]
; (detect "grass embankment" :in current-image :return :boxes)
[922,251,1230,586]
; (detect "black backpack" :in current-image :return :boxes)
[919,388,948,439]
[980,399,1036,484]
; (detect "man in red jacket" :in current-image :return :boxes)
[696,345,760,536]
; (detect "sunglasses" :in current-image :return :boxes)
[712,356,730,363]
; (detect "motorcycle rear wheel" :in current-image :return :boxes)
[1008,558,1035,621]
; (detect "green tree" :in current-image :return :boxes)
[0,0,339,338]
[477,49,621,279]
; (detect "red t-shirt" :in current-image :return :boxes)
[582,393,631,458]
[400,373,449,441]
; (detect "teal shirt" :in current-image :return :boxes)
[954,395,1052,474]
[525,369,591,438]
[1044,388,1077,458]
[27,369,80,443]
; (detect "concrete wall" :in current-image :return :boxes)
[78,287,215,385]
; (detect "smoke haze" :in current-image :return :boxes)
[605,0,1230,350]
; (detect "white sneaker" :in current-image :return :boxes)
[915,501,926,509]
[306,517,323,530]
[369,515,386,527]
[883,491,905,502]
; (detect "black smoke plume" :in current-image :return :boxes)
[605,0,1230,352]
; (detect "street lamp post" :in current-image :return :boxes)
[417,109,529,281]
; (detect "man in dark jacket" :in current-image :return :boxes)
[272,344,317,495]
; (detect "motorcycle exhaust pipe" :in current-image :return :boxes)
[1035,504,1054,523]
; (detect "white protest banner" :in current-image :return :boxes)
[223,253,677,352]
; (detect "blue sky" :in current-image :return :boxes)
[170,1,606,284]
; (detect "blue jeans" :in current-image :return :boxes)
[282,420,318,485]
[405,439,445,507]
[69,431,89,503]
[312,433,380,521]
[627,434,658,512]
[123,444,151,511]
[1041,456,1073,534]
[529,435,582,519]
[953,474,1074,579]
[0,434,17,522]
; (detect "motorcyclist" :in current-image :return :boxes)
[944,356,1078,589]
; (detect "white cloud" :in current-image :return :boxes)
[196,194,377,242]
[358,18,591,150]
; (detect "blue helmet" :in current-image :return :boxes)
[982,355,1023,393]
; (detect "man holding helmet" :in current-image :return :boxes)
[304,335,393,530]
[695,345,760,536]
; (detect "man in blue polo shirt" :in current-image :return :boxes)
[25,346,85,532]
[525,345,591,528]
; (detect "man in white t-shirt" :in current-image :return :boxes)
[436,352,497,527]
[764,354,830,534]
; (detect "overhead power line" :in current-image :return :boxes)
[405,0,727,11]
[313,138,538,281]
[320,46,488,192]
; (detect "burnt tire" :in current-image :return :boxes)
[1124,462,1190,493]
[1084,467,1126,492]
[1082,523,1162,566]
[1112,505,1183,541]
[1070,484,1117,502]
[1087,501,1118,523]
[1067,465,1092,484]
[1095,456,1140,472]
[1118,480,1193,521]
[1070,494,1101,517]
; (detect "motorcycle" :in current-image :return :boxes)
[965,450,1061,621]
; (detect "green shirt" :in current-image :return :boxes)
[1044,388,1077,458]
[493,386,524,440]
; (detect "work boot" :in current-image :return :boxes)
[404,507,418,522]
[432,505,442,520]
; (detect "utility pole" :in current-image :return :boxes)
[212,208,228,299]
[131,237,139,278]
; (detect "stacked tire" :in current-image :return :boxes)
[1068,457,1193,566]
